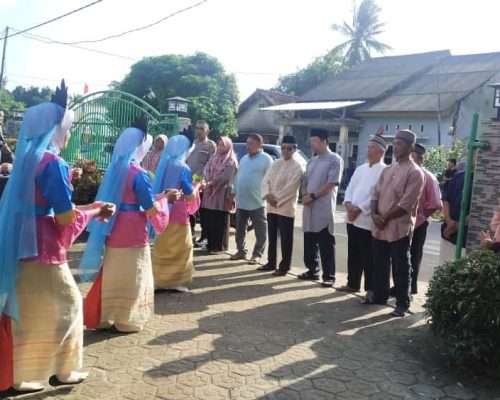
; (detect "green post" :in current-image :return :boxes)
[455,113,489,260]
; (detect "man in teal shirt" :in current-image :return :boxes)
[231,134,273,264]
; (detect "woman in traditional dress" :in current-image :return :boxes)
[0,81,115,393]
[480,206,500,252]
[152,134,200,292]
[82,123,177,333]
[142,134,168,174]
[202,136,238,254]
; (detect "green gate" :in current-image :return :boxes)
[61,90,178,169]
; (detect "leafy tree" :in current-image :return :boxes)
[274,49,344,96]
[118,52,239,137]
[424,140,466,179]
[0,89,25,118]
[332,0,391,66]
[11,86,53,107]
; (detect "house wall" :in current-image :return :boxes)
[356,115,453,165]
[283,78,500,167]
[290,126,311,155]
[237,101,281,135]
[455,72,500,141]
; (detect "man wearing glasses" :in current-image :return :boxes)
[259,136,305,275]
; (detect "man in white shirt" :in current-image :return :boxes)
[339,134,387,299]
[259,136,305,275]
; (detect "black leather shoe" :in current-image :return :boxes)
[257,264,275,272]
[298,272,319,281]
[321,279,334,288]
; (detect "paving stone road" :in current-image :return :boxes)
[3,221,500,400]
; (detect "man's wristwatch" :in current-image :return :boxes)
[310,193,317,201]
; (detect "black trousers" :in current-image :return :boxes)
[304,228,336,281]
[190,201,208,241]
[346,224,374,291]
[267,213,294,271]
[410,221,428,294]
[204,209,229,252]
[372,236,411,309]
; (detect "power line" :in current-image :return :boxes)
[7,73,110,87]
[60,0,209,45]
[0,0,104,41]
[13,29,135,61]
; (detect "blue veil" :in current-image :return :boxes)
[0,102,65,319]
[149,135,191,239]
[79,127,145,282]
[152,134,191,195]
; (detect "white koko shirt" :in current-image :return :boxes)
[344,160,386,231]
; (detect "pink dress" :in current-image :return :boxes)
[490,208,500,242]
[84,164,169,331]
[1,151,95,388]
[151,165,200,290]
[33,152,93,263]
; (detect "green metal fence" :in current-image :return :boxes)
[61,90,178,169]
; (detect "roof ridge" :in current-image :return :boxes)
[448,50,500,58]
[256,88,297,98]
[369,49,451,60]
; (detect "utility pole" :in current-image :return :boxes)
[436,57,442,146]
[0,26,9,89]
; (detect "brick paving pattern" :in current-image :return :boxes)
[4,247,500,400]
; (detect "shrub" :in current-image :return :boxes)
[424,250,500,370]
[423,140,465,179]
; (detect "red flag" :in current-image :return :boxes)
[83,83,89,94]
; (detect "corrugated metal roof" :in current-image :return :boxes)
[360,93,467,113]
[359,52,500,113]
[260,100,365,111]
[238,89,297,115]
[300,50,451,102]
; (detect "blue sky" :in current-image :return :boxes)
[1,0,500,101]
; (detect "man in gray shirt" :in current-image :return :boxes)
[300,129,343,287]
[186,120,216,246]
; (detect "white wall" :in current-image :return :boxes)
[455,72,500,141]
[357,115,453,165]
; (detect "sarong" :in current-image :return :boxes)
[12,261,83,383]
[153,224,193,289]
[85,246,154,330]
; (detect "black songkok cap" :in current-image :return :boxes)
[310,129,328,140]
[282,135,296,145]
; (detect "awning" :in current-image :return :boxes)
[260,100,365,112]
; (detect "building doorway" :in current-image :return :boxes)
[384,145,394,164]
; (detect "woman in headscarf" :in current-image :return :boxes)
[81,121,177,334]
[0,80,115,393]
[202,136,238,254]
[152,134,201,292]
[142,134,168,174]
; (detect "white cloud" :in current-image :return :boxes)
[0,0,17,9]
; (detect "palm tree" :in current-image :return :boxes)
[332,0,391,66]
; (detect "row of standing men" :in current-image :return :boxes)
[186,127,442,319]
